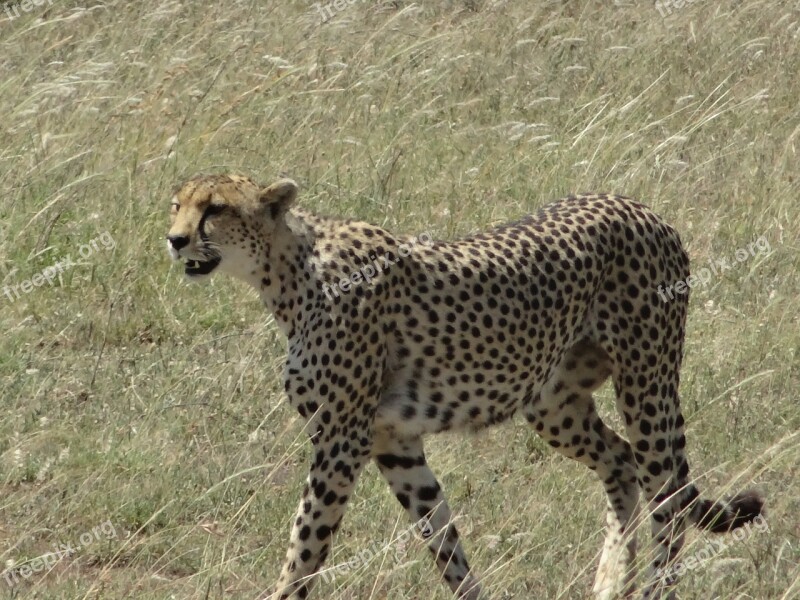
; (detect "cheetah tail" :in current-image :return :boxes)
[689,488,765,533]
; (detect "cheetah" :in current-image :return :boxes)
[166,173,764,600]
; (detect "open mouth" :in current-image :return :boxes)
[184,256,221,276]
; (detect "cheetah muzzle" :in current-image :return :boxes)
[183,256,221,277]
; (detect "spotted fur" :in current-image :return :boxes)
[166,174,764,600]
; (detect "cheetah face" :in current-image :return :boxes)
[166,175,298,281]
[166,188,230,280]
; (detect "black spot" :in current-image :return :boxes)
[377,454,421,469]
[418,485,440,501]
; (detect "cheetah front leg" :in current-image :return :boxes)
[372,430,482,600]
[267,331,386,599]
[270,429,370,600]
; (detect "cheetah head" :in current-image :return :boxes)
[166,174,298,280]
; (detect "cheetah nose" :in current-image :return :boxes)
[167,235,190,251]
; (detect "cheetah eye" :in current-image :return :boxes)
[171,202,180,212]
[205,204,227,217]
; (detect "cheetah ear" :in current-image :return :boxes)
[259,178,298,217]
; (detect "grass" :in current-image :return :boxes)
[1,0,798,598]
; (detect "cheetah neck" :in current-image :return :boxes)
[252,209,316,336]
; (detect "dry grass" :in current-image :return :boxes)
[1,1,798,598]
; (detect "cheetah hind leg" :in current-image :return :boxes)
[372,430,482,600]
[523,340,639,600]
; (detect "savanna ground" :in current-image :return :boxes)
[1,1,798,598]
